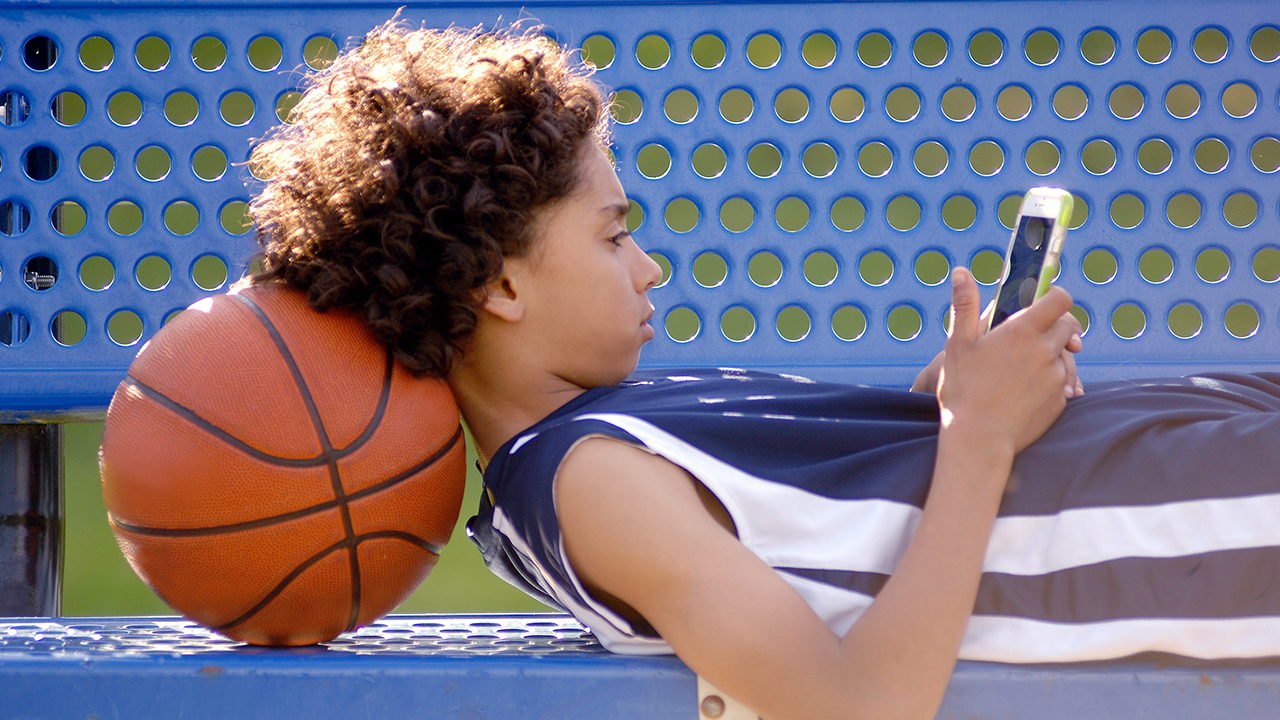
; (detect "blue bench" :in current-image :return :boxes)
[3,0,1279,716]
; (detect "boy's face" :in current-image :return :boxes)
[498,144,663,389]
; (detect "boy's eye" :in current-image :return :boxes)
[610,232,631,246]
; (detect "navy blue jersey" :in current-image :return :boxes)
[469,368,1280,661]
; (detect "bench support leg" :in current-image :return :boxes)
[0,424,63,616]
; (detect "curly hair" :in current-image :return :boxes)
[249,19,609,376]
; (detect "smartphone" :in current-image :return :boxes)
[987,188,1074,329]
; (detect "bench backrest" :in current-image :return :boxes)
[3,0,1278,418]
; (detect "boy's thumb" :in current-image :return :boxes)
[949,267,981,341]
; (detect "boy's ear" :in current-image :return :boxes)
[479,274,525,323]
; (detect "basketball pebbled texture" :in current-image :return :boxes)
[100,283,466,646]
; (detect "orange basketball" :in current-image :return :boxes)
[99,283,466,646]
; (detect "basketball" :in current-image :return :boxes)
[99,283,467,646]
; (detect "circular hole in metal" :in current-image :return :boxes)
[968,30,1003,66]
[164,91,199,126]
[718,89,752,123]
[1252,248,1280,282]
[1053,85,1088,120]
[940,85,975,121]
[1024,30,1059,65]
[108,201,143,236]
[888,306,922,341]
[942,195,977,231]
[53,310,87,346]
[1109,84,1144,119]
[968,141,1004,176]
[1070,305,1092,335]
[192,36,226,71]
[1081,138,1116,175]
[108,310,144,346]
[1225,303,1259,339]
[627,200,644,232]
[664,198,699,233]
[1167,303,1203,339]
[79,255,114,291]
[636,143,671,179]
[247,36,282,71]
[23,145,58,180]
[636,34,671,70]
[193,145,228,181]
[52,200,86,236]
[885,86,920,122]
[1251,137,1280,173]
[1223,192,1258,228]
[1110,193,1145,229]
[829,87,865,122]
[1194,137,1229,174]
[1111,304,1146,339]
[691,34,725,69]
[1082,249,1118,284]
[135,255,171,291]
[192,255,229,291]
[0,200,32,236]
[665,307,700,343]
[692,144,726,178]
[802,143,838,178]
[1166,193,1202,228]
[219,200,252,235]
[23,36,57,71]
[23,256,57,290]
[304,36,339,70]
[776,197,810,232]
[1194,28,1229,63]
[106,91,143,126]
[1195,247,1230,283]
[802,33,837,68]
[1137,138,1172,174]
[830,197,866,232]
[1137,28,1172,64]
[886,196,921,231]
[276,91,302,123]
[747,143,782,178]
[913,141,947,177]
[748,252,783,287]
[913,31,947,67]
[135,36,170,71]
[1025,140,1060,175]
[648,252,672,287]
[996,85,1031,120]
[720,197,755,232]
[859,250,894,286]
[721,307,756,342]
[1080,29,1116,65]
[803,251,838,287]
[136,146,171,181]
[774,88,809,123]
[1250,27,1280,62]
[1139,248,1174,283]
[971,249,1003,284]
[220,91,255,126]
[664,89,698,124]
[79,36,113,71]
[1069,198,1090,230]
[692,252,727,287]
[776,306,811,342]
[832,305,867,341]
[914,250,949,286]
[1165,83,1201,119]
[52,90,86,126]
[1221,82,1257,118]
[164,201,199,235]
[858,32,892,68]
[746,33,782,69]
[0,311,31,347]
[610,89,643,124]
[858,141,893,177]
[580,35,614,69]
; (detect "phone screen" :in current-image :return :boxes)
[989,215,1054,328]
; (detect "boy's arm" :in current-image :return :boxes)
[557,269,1082,720]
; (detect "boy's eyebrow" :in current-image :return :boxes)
[601,202,630,219]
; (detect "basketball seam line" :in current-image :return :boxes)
[212,530,444,634]
[232,291,366,632]
[107,424,463,538]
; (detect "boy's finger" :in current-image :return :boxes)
[948,267,981,344]
[1018,286,1075,330]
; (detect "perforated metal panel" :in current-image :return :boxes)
[1,1,1278,416]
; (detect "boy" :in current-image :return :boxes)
[250,20,1280,720]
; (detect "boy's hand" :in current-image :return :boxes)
[936,267,1082,456]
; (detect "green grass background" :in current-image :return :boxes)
[62,422,546,617]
